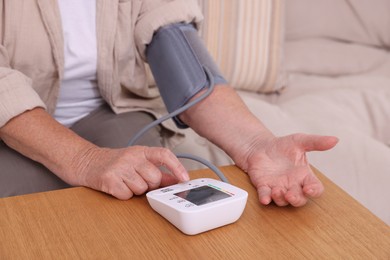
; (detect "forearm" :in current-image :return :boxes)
[0,108,96,184]
[180,85,275,168]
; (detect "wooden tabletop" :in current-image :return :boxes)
[1,165,389,259]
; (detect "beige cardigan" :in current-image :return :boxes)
[0,0,202,143]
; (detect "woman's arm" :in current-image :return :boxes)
[0,108,189,199]
[179,84,338,206]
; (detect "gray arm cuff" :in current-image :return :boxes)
[146,23,227,128]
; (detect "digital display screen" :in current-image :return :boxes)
[174,185,231,206]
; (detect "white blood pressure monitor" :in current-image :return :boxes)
[146,178,248,235]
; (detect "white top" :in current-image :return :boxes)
[54,0,104,127]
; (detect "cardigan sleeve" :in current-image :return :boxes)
[0,66,46,128]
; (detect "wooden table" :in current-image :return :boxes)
[1,165,389,259]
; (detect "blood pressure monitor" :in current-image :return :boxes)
[146,178,248,235]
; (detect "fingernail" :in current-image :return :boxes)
[181,172,190,182]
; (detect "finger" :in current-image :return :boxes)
[302,174,324,198]
[144,147,189,182]
[134,162,163,190]
[292,134,339,152]
[285,184,308,207]
[271,187,289,206]
[101,177,134,200]
[160,173,180,187]
[257,186,272,205]
[122,170,149,196]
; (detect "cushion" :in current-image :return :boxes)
[197,0,286,93]
[285,39,389,77]
[285,0,390,49]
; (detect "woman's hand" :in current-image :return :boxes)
[71,146,189,200]
[0,108,189,200]
[239,133,338,207]
[179,86,338,207]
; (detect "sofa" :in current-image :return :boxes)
[171,0,390,225]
